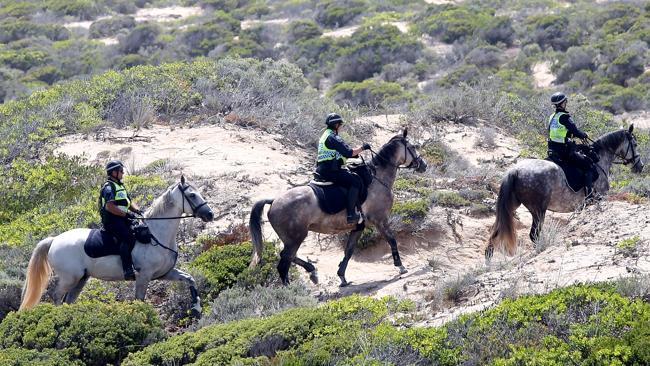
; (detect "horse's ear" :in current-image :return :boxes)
[180,175,186,186]
[403,128,408,138]
[629,124,634,133]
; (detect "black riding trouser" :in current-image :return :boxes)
[103,218,136,271]
[549,145,595,196]
[317,168,363,215]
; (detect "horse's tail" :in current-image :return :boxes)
[20,237,54,311]
[249,199,274,268]
[488,170,520,257]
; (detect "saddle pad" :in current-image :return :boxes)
[84,229,120,258]
[547,157,598,192]
[309,183,347,214]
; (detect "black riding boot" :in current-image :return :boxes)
[119,242,136,280]
[346,186,361,224]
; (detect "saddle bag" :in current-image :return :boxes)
[131,222,152,244]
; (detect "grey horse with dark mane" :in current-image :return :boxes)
[486,125,643,260]
[249,129,427,286]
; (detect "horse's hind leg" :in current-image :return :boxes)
[64,273,89,304]
[530,210,547,246]
[293,257,318,284]
[337,227,364,287]
[50,274,82,305]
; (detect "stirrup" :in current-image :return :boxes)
[346,212,361,224]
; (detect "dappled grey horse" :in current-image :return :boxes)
[249,129,428,286]
[20,176,213,316]
[486,125,643,260]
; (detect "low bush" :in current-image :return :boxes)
[201,282,317,325]
[119,23,162,54]
[315,0,367,28]
[88,16,136,39]
[0,302,165,366]
[44,0,103,20]
[0,20,69,43]
[328,79,411,107]
[189,241,278,301]
[433,190,470,208]
[287,19,322,42]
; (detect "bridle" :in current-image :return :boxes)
[593,132,641,168]
[139,183,208,220]
[370,138,423,170]
[367,138,423,190]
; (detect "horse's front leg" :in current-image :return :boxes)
[158,268,202,318]
[134,274,151,302]
[377,221,407,274]
[337,226,364,287]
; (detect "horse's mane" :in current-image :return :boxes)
[593,130,627,153]
[371,135,403,167]
[146,185,175,217]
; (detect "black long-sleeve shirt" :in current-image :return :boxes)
[316,133,355,173]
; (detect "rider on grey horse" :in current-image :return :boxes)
[315,113,371,224]
[547,92,596,199]
[98,160,143,280]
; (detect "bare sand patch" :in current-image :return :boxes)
[533,61,555,88]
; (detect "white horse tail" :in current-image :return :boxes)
[249,199,273,268]
[489,170,520,256]
[20,237,54,310]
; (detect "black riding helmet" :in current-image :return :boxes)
[105,160,124,175]
[550,92,567,105]
[325,113,343,129]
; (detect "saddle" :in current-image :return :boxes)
[547,145,599,192]
[83,222,152,258]
[309,163,373,215]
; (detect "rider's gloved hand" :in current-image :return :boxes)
[362,143,371,150]
[126,211,137,220]
[134,208,144,216]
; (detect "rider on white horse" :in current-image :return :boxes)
[99,160,143,280]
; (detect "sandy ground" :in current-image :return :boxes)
[241,18,290,30]
[63,6,202,29]
[322,21,409,38]
[56,118,650,326]
[533,61,555,88]
[615,111,650,129]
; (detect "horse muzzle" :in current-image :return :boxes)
[415,158,428,173]
[197,206,214,222]
[633,159,644,173]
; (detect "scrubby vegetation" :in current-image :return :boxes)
[0,0,648,364]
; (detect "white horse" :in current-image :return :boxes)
[20,175,214,317]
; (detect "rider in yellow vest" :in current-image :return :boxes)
[547,92,595,198]
[316,113,371,223]
[99,160,143,280]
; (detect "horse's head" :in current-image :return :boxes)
[173,175,214,222]
[624,124,644,173]
[399,128,428,173]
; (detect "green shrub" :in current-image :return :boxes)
[190,241,278,301]
[24,65,63,85]
[88,15,136,39]
[288,20,322,42]
[0,48,50,71]
[0,3,39,19]
[201,283,317,325]
[0,347,80,366]
[524,13,583,51]
[44,0,103,19]
[392,198,430,222]
[417,5,494,43]
[315,0,367,28]
[333,23,422,82]
[0,302,165,365]
[433,190,470,208]
[120,23,162,54]
[328,79,411,107]
[0,20,69,43]
[463,44,504,69]
[124,295,407,365]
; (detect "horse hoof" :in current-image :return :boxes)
[190,305,202,319]
[398,265,408,275]
[339,276,349,287]
[309,271,319,285]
